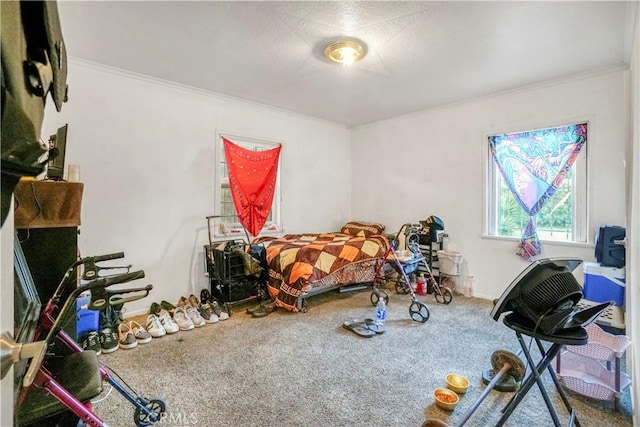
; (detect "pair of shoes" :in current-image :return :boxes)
[173,307,195,331]
[118,321,152,349]
[98,327,119,353]
[342,319,386,338]
[199,303,219,324]
[184,304,206,327]
[81,331,102,356]
[158,309,179,334]
[146,314,166,338]
[118,323,137,349]
[209,300,229,320]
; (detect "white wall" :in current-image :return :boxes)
[42,59,352,316]
[351,69,628,301]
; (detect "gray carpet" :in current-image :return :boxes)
[93,289,633,427]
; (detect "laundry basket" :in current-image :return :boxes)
[437,251,463,276]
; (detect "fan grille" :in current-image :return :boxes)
[521,271,582,314]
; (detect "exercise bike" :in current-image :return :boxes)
[13,249,166,427]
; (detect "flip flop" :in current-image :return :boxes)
[363,318,386,334]
[246,301,275,314]
[342,320,376,338]
[252,303,276,318]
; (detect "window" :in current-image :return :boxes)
[486,123,588,244]
[215,132,282,237]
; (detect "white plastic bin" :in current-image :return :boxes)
[437,250,463,276]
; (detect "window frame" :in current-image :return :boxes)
[213,130,282,238]
[483,121,589,245]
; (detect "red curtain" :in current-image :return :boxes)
[223,137,281,238]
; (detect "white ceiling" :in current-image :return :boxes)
[57,1,636,127]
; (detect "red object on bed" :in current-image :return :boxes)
[254,232,389,312]
[223,137,281,237]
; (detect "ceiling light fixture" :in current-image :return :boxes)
[324,38,367,66]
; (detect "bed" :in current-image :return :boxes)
[253,222,389,312]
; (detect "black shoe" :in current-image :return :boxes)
[98,327,119,354]
[81,331,102,356]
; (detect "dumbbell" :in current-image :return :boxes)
[455,350,525,427]
[423,350,526,427]
[481,349,525,392]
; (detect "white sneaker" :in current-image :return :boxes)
[158,309,179,334]
[185,304,205,328]
[146,314,166,338]
[173,307,194,331]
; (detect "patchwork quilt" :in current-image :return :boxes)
[254,233,389,311]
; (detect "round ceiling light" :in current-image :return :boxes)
[324,39,367,66]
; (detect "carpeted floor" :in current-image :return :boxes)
[93,288,633,427]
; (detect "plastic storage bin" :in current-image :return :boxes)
[437,251,463,276]
[583,262,625,306]
[555,323,631,409]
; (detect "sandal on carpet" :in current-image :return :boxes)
[363,318,386,334]
[342,320,376,338]
[246,301,275,315]
[251,303,276,318]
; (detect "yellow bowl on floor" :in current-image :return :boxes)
[434,387,459,411]
[446,373,469,394]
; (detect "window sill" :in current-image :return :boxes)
[481,234,594,249]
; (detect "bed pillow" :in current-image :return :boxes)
[340,221,385,237]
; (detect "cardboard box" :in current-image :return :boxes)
[583,262,625,306]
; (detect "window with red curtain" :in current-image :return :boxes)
[215,132,282,238]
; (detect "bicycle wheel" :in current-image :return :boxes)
[434,287,453,304]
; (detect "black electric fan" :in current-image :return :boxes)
[491,258,613,335]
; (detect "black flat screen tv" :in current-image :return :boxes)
[46,124,68,180]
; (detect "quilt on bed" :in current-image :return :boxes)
[254,233,389,311]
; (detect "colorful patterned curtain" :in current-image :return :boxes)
[223,137,281,238]
[488,123,587,260]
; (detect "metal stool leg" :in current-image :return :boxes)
[497,335,566,427]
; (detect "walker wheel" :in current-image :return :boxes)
[200,289,211,305]
[434,287,453,304]
[134,398,166,426]
[370,290,389,306]
[409,301,430,323]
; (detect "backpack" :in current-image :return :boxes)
[1,0,68,225]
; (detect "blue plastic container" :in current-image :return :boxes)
[583,262,626,306]
[76,295,99,339]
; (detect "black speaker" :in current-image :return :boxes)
[595,225,625,268]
